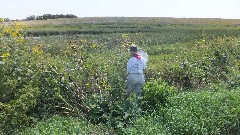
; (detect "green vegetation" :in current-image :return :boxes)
[165,88,240,134]
[26,14,77,21]
[17,115,113,135]
[1,17,240,134]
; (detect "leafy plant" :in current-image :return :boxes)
[141,78,177,112]
[165,89,240,135]
[17,115,113,135]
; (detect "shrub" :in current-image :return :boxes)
[0,21,40,134]
[0,85,39,134]
[141,78,177,112]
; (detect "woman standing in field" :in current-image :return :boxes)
[126,44,147,99]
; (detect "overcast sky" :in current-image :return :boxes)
[1,0,240,20]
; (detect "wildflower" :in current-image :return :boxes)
[70,43,77,50]
[24,22,29,28]
[2,52,10,61]
[92,43,97,48]
[32,45,43,55]
[122,34,128,39]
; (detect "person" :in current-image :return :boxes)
[126,44,147,99]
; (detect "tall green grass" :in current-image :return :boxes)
[165,88,240,134]
[17,115,114,135]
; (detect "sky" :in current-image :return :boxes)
[1,0,240,20]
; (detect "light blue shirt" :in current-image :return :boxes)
[127,56,146,74]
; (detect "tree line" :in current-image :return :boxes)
[26,14,78,20]
[1,14,78,22]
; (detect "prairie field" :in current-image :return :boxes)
[1,17,240,134]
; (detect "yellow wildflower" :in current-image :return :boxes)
[32,45,43,55]
[24,22,29,28]
[122,34,128,39]
[2,52,10,61]
[92,43,97,48]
